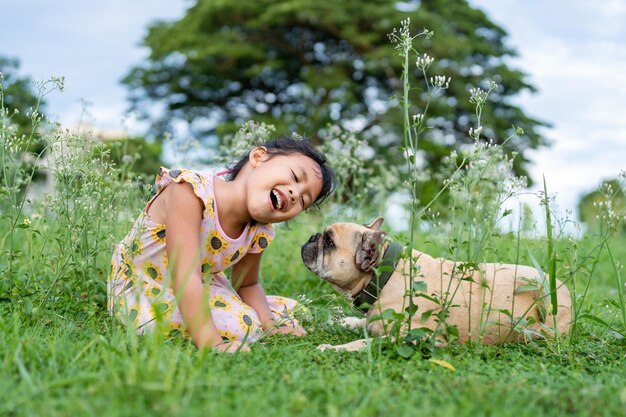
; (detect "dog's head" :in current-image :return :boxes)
[300,217,387,297]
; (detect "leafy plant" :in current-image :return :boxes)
[0,75,149,319]
[363,19,581,358]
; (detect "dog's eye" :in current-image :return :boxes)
[323,233,334,249]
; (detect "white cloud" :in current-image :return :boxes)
[0,0,188,130]
[471,0,626,221]
[578,0,626,38]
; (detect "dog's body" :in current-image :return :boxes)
[301,218,572,351]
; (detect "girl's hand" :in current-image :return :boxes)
[213,340,250,353]
[268,322,307,337]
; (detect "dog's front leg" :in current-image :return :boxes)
[339,316,367,329]
[318,339,369,352]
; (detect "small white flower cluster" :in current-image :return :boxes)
[431,76,451,89]
[416,54,434,71]
[469,81,498,105]
[293,295,314,323]
[296,294,312,305]
[388,18,412,49]
[469,87,489,105]
[215,120,276,165]
[593,198,622,227]
[328,304,346,325]
[32,76,65,96]
[412,113,424,125]
[432,136,529,247]
[319,125,401,210]
[51,76,65,92]
[389,19,433,55]
[469,126,483,141]
[536,190,558,207]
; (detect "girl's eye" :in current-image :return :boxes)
[291,170,299,183]
[301,197,305,208]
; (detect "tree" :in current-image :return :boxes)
[102,136,164,180]
[578,178,626,233]
[0,56,44,140]
[124,0,547,189]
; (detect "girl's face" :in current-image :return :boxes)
[244,149,323,224]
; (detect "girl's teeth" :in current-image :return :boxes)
[273,190,283,209]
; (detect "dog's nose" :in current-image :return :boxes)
[308,233,321,243]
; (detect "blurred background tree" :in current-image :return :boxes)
[1,55,51,188]
[101,136,163,180]
[578,178,626,233]
[0,56,45,147]
[123,0,548,203]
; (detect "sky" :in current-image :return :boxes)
[1,0,625,224]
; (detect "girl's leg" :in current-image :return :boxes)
[110,274,302,343]
[210,273,306,338]
[112,280,265,343]
[266,295,305,332]
[206,279,264,343]
[110,282,183,337]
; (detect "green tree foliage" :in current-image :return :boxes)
[578,178,626,233]
[1,56,53,188]
[0,56,44,145]
[123,0,547,190]
[101,136,164,180]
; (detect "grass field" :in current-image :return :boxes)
[1,212,625,417]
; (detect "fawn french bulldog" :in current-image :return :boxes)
[301,217,572,351]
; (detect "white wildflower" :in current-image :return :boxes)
[416,54,434,71]
[431,75,451,89]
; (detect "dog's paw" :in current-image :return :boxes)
[317,340,368,352]
[434,339,448,348]
[317,344,334,352]
[339,316,367,329]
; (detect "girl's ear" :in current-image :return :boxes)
[249,146,269,167]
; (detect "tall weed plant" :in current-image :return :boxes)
[366,19,626,359]
[571,175,626,338]
[0,75,148,320]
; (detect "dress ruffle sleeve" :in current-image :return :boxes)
[155,167,211,216]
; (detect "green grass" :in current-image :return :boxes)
[1,304,625,417]
[1,219,625,417]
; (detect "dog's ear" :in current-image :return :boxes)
[356,230,387,271]
[364,216,384,231]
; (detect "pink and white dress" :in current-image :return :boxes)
[107,167,299,343]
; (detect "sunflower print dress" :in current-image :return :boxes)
[107,167,300,343]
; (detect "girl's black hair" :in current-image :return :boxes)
[226,137,335,208]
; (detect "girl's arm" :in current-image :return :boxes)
[232,253,275,331]
[164,182,223,349]
[233,253,306,336]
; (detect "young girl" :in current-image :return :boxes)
[107,138,334,352]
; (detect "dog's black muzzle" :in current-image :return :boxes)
[301,233,321,267]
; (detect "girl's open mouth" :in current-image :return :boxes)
[270,189,285,210]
